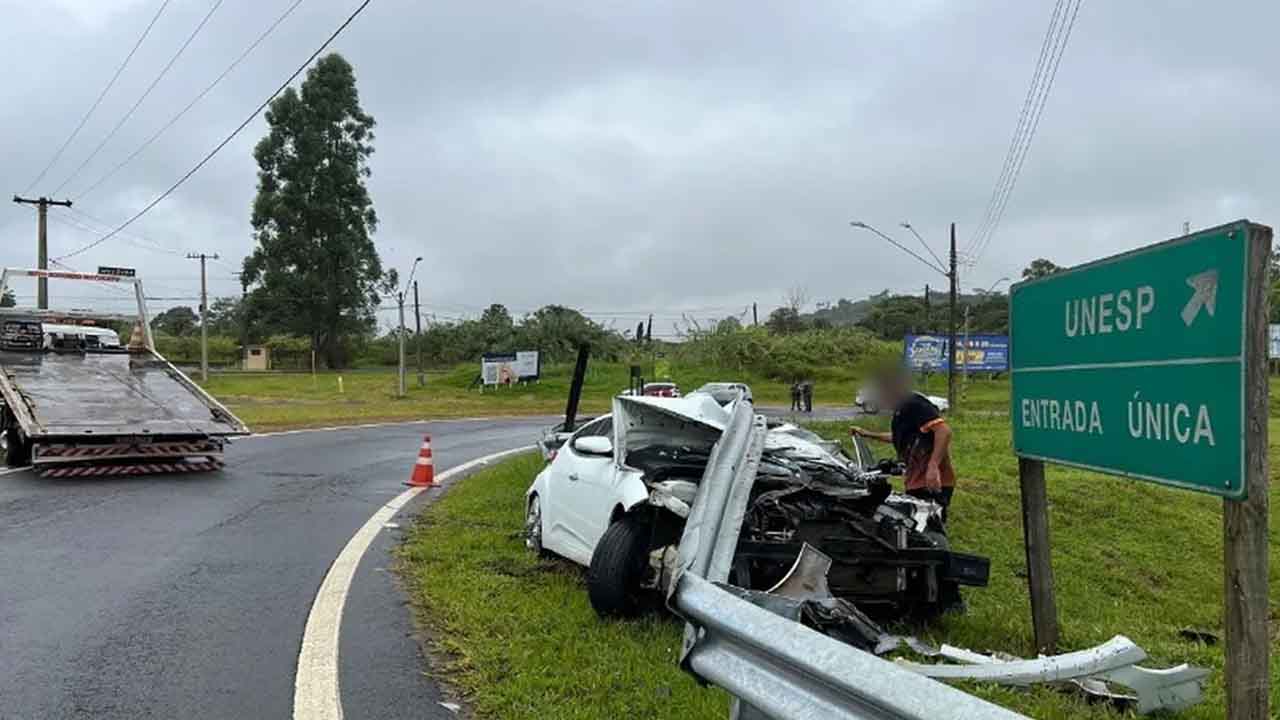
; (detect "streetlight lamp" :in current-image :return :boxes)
[899,221,947,271]
[398,257,423,398]
[851,219,960,409]
[983,276,1011,295]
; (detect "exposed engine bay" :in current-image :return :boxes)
[625,421,989,619]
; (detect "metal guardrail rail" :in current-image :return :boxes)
[667,400,1027,720]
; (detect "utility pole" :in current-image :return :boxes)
[397,291,407,398]
[752,302,758,326]
[187,252,219,382]
[924,283,931,329]
[947,222,958,410]
[12,195,73,309]
[962,304,971,398]
[413,280,423,386]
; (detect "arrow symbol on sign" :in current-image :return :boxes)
[1181,269,1218,327]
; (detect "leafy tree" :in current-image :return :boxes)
[478,303,515,349]
[716,316,742,333]
[242,53,393,368]
[765,307,806,335]
[204,296,246,337]
[1269,251,1280,323]
[1021,258,1063,280]
[153,306,198,336]
[857,295,929,339]
[0,289,14,308]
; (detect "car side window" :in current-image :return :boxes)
[570,417,613,455]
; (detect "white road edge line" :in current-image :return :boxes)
[292,444,536,720]
[0,466,31,476]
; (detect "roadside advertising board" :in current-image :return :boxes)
[480,351,540,385]
[904,334,1009,373]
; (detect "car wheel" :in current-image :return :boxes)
[4,427,31,467]
[587,514,651,618]
[525,495,546,556]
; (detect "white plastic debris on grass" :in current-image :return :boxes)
[893,635,1209,715]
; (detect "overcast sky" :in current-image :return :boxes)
[2,1,1275,336]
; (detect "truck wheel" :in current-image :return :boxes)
[587,514,651,617]
[4,427,31,467]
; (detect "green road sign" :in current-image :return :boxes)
[1010,220,1268,499]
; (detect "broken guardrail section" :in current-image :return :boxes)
[666,399,1028,720]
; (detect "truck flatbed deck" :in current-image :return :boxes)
[0,350,246,438]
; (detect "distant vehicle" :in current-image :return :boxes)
[537,416,597,461]
[641,382,680,398]
[41,323,121,350]
[693,382,752,405]
[856,387,949,415]
[0,267,249,476]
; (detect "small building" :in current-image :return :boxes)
[242,345,271,371]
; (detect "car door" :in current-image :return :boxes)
[542,417,616,564]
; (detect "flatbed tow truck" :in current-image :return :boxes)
[0,267,249,477]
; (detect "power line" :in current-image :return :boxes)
[55,0,376,262]
[964,0,1066,259]
[22,0,172,194]
[73,0,305,202]
[965,0,1083,266]
[49,207,187,257]
[970,0,1082,265]
[52,0,226,197]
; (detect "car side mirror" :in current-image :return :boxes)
[573,435,613,456]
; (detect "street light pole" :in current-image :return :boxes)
[397,292,407,398]
[397,257,423,400]
[948,223,958,411]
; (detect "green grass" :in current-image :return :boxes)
[398,453,728,719]
[401,384,1280,720]
[200,362,875,431]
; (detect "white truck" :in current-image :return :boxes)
[0,268,249,477]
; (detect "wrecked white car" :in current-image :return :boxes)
[525,392,988,618]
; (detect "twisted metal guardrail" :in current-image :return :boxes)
[667,400,1027,720]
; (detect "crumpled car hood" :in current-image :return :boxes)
[613,393,734,467]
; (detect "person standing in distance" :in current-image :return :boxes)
[851,368,957,522]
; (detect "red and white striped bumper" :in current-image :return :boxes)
[34,440,224,464]
[39,459,225,478]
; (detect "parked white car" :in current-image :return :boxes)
[856,387,949,415]
[525,391,985,617]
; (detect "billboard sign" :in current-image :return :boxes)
[481,351,540,385]
[904,334,1009,373]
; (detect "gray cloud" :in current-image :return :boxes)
[2,1,1276,336]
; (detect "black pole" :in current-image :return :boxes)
[947,222,958,409]
[752,302,758,326]
[413,280,423,385]
[564,344,590,433]
[924,283,930,330]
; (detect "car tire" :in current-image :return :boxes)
[587,514,651,618]
[525,494,547,557]
[4,427,31,467]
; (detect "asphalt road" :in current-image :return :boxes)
[0,417,550,720]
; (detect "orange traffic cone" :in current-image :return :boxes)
[406,435,436,487]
